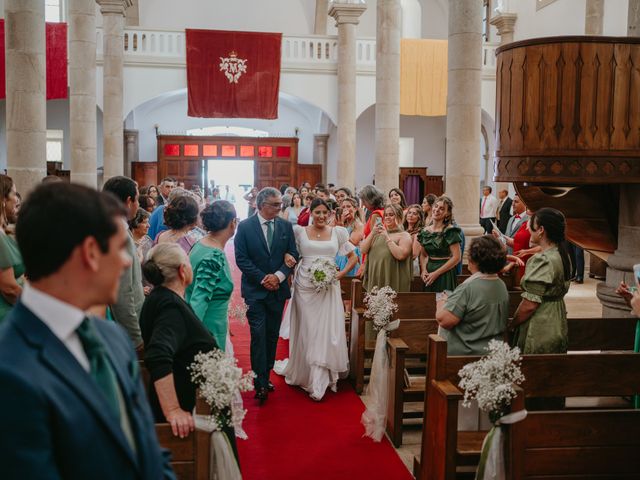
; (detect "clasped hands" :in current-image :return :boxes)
[422,270,440,286]
[262,254,297,291]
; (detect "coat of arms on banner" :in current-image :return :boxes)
[219,51,248,84]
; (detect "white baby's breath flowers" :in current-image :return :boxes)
[458,340,524,422]
[190,350,255,430]
[308,257,338,292]
[364,286,398,331]
[228,301,249,325]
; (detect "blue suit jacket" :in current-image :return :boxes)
[0,302,176,480]
[234,214,299,302]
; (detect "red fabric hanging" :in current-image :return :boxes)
[186,29,281,119]
[0,20,68,100]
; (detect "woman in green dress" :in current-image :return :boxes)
[361,203,413,292]
[416,196,463,292]
[510,208,572,354]
[186,200,236,350]
[0,175,24,323]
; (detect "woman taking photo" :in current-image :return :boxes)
[335,197,364,276]
[404,204,425,276]
[0,175,23,323]
[388,188,408,211]
[186,201,236,350]
[361,203,413,292]
[510,208,571,354]
[417,196,463,292]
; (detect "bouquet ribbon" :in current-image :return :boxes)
[475,409,528,480]
[194,413,243,480]
[361,319,400,442]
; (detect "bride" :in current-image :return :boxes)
[275,198,358,401]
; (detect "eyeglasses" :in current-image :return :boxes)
[264,202,283,208]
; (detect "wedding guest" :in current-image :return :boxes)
[359,184,386,238]
[149,187,190,240]
[186,201,236,350]
[299,186,309,199]
[422,194,437,224]
[285,193,303,225]
[496,189,513,234]
[154,192,204,254]
[510,208,571,355]
[0,182,175,479]
[388,188,408,211]
[130,208,153,263]
[334,187,353,205]
[147,184,160,201]
[403,204,425,276]
[479,186,499,234]
[297,192,316,226]
[361,203,413,292]
[316,186,330,201]
[335,197,364,276]
[139,194,156,213]
[156,177,176,206]
[103,175,144,349]
[243,186,258,217]
[417,196,463,292]
[436,236,509,355]
[0,175,23,323]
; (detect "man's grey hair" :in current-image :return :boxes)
[167,187,198,203]
[256,187,281,208]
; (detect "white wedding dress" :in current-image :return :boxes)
[274,226,353,400]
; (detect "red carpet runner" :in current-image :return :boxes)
[225,245,413,480]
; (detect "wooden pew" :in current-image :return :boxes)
[349,278,522,394]
[386,316,637,448]
[505,388,640,479]
[414,334,640,480]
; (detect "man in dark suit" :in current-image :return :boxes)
[234,187,299,403]
[0,183,175,480]
[496,189,513,234]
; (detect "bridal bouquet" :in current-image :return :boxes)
[308,257,338,292]
[363,286,398,331]
[190,350,255,431]
[458,340,526,480]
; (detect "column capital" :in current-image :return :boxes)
[328,1,367,26]
[489,12,518,37]
[98,0,133,16]
[314,133,330,143]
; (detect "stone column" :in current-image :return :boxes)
[585,0,604,35]
[329,1,366,190]
[99,0,131,181]
[375,0,401,194]
[124,129,139,177]
[5,0,46,195]
[313,134,330,183]
[69,0,97,188]
[445,0,484,239]
[630,0,640,36]
[314,0,329,35]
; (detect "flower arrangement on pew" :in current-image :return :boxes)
[308,258,338,292]
[190,351,255,479]
[361,286,398,442]
[458,340,525,480]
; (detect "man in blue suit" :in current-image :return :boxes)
[235,187,298,403]
[0,183,175,480]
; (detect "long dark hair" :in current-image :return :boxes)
[389,188,407,209]
[530,207,572,281]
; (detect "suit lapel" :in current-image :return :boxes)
[252,214,270,255]
[15,304,139,469]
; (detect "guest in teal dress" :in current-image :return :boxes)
[186,200,237,350]
[0,175,24,323]
[335,197,363,276]
[416,196,463,292]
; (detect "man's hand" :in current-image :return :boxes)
[262,274,280,291]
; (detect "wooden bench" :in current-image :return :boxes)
[386,315,638,447]
[349,278,522,394]
[414,334,640,480]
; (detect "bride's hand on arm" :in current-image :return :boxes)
[284,253,297,268]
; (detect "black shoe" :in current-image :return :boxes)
[574,277,584,284]
[267,381,275,392]
[254,387,268,404]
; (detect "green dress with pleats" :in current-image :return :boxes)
[512,247,570,354]
[363,234,412,293]
[186,243,233,351]
[0,233,24,323]
[417,226,463,293]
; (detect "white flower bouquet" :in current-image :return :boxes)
[458,339,525,423]
[307,257,338,292]
[363,286,398,331]
[189,350,255,431]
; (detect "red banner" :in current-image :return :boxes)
[186,29,281,119]
[0,20,68,100]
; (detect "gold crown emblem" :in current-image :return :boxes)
[229,51,237,58]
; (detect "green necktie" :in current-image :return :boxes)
[266,220,274,250]
[76,318,122,421]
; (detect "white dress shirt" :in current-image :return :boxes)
[21,283,89,372]
[256,213,286,283]
[480,194,499,219]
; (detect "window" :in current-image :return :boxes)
[45,0,63,22]
[46,130,63,163]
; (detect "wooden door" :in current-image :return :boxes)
[297,164,322,188]
[131,161,158,187]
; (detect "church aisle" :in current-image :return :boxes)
[225,246,413,480]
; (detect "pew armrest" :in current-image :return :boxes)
[431,379,463,401]
[387,337,409,353]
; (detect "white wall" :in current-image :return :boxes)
[355,104,446,189]
[604,0,629,36]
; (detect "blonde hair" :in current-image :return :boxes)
[384,203,405,229]
[142,243,188,287]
